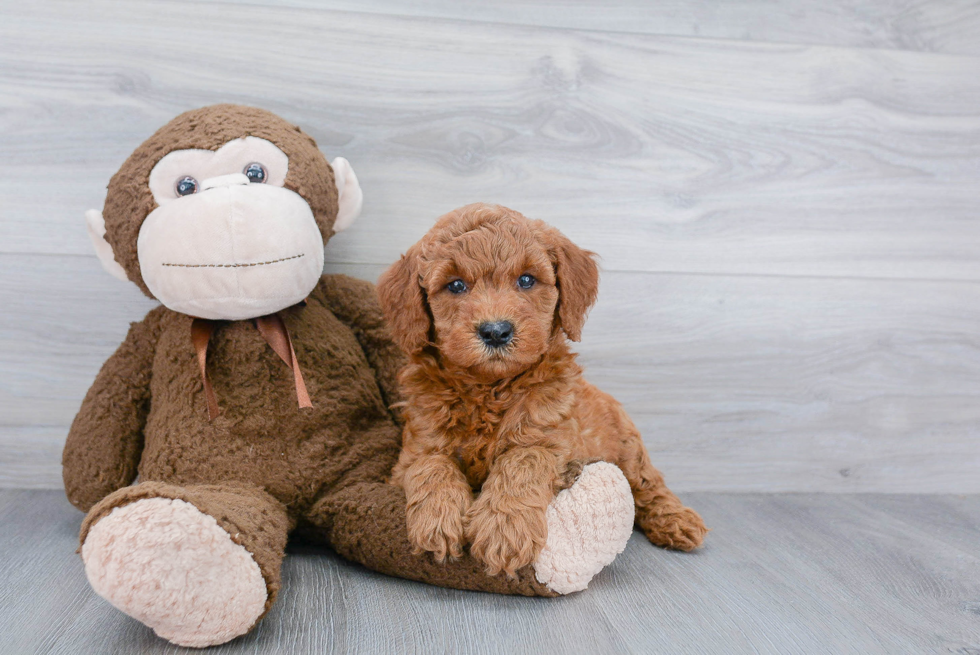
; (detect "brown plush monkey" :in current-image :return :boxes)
[65,105,635,648]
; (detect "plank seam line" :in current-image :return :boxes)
[172,0,980,61]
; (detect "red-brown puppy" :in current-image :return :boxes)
[378,204,707,576]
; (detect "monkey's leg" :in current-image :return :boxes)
[619,437,708,551]
[79,481,291,648]
[303,461,635,596]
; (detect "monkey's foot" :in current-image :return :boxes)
[81,497,267,648]
[533,462,635,594]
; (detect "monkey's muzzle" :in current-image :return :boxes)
[136,180,324,320]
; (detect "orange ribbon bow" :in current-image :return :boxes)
[191,314,312,421]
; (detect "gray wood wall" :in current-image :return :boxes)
[2,0,978,492]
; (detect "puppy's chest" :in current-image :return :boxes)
[444,393,514,489]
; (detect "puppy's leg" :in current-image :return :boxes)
[620,436,708,552]
[401,453,473,561]
[466,446,562,577]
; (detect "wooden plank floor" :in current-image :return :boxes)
[2,490,978,654]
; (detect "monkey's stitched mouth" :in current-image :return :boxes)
[161,254,305,269]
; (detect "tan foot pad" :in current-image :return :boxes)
[81,497,267,648]
[533,462,635,594]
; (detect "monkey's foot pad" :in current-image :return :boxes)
[533,462,635,594]
[81,497,267,648]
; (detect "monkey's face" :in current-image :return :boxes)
[87,105,363,321]
[137,137,324,320]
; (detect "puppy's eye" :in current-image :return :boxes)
[243,163,267,183]
[447,279,468,294]
[175,176,198,196]
[517,274,536,289]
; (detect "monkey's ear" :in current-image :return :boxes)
[377,249,431,355]
[330,157,363,233]
[85,209,129,282]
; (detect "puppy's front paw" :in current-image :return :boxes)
[406,498,467,562]
[465,500,548,577]
[639,505,708,552]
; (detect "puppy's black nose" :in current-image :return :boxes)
[478,321,513,348]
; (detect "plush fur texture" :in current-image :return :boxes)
[378,204,708,577]
[82,497,268,648]
[101,105,339,297]
[533,462,635,594]
[68,108,644,646]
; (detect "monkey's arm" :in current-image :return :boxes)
[303,480,557,598]
[311,274,407,420]
[62,307,167,512]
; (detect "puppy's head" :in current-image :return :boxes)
[378,204,599,379]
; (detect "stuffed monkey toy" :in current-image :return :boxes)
[65,105,636,648]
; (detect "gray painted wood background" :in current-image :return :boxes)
[2,0,979,492]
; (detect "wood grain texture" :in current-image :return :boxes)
[0,0,978,492]
[3,254,979,492]
[214,0,980,56]
[2,1,979,280]
[1,490,978,654]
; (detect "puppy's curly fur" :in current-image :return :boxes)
[378,204,707,576]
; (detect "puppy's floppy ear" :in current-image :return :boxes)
[543,226,599,341]
[377,247,432,354]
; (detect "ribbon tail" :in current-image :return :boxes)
[255,314,313,410]
[290,345,313,409]
[190,319,220,420]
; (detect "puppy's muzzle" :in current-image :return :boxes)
[478,321,513,348]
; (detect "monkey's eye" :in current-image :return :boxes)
[174,176,198,197]
[243,162,267,184]
[447,279,468,294]
[517,274,536,289]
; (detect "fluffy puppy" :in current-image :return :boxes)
[378,204,707,576]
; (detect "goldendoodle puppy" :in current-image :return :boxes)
[378,203,707,576]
